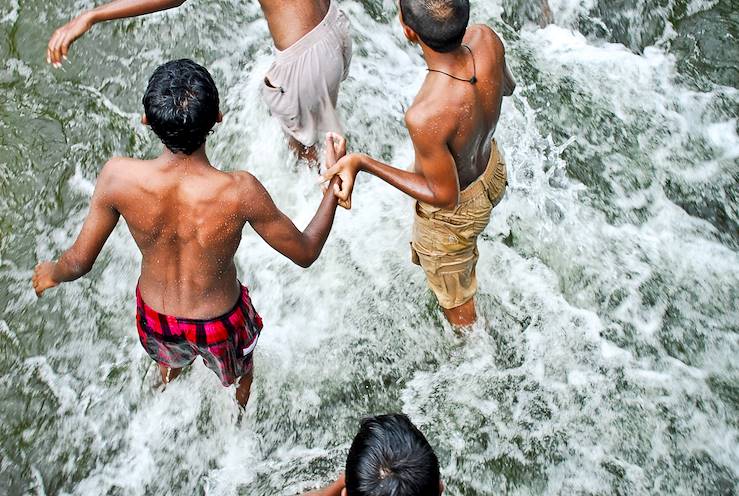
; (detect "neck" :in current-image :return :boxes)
[160,144,211,167]
[421,44,469,72]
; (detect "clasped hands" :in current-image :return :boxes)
[321,132,362,210]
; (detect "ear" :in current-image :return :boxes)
[402,24,419,44]
[216,111,223,123]
[341,489,347,496]
[141,114,149,126]
[440,480,445,494]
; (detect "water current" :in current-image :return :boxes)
[0,0,737,494]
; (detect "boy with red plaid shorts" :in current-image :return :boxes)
[33,59,345,407]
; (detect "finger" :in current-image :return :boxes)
[335,182,350,202]
[321,164,340,182]
[47,33,59,64]
[61,36,72,59]
[325,135,337,165]
[52,31,65,65]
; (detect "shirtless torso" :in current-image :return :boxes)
[259,0,330,50]
[407,25,514,190]
[324,24,515,210]
[33,144,342,320]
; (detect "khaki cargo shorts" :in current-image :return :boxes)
[411,140,507,309]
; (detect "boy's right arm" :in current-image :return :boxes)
[47,0,188,66]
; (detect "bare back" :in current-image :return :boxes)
[259,0,330,50]
[408,26,511,190]
[107,155,248,319]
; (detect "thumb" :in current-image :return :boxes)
[322,163,340,182]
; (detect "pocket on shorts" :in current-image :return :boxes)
[261,78,300,131]
[487,157,508,207]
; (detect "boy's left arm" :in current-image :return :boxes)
[322,111,459,209]
[33,162,121,297]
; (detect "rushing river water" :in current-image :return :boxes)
[1,0,737,494]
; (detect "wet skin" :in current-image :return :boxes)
[323,23,515,325]
[33,132,345,405]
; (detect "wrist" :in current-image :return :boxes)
[352,153,366,172]
[82,10,99,26]
[49,261,64,283]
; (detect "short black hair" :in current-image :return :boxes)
[345,414,441,496]
[142,59,219,155]
[399,0,470,53]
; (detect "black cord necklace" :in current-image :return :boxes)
[426,44,478,84]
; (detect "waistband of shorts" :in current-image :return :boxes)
[273,1,341,65]
[458,139,504,203]
[136,283,249,325]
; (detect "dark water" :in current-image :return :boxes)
[1,0,737,494]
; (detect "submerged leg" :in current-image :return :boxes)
[287,135,318,167]
[158,364,183,384]
[442,298,477,327]
[235,368,254,408]
[540,0,554,26]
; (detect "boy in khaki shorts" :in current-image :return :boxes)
[323,0,515,326]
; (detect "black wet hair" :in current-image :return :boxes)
[142,59,219,155]
[345,414,441,496]
[399,0,470,53]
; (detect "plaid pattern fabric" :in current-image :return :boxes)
[136,285,263,386]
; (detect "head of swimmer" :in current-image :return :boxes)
[142,59,223,156]
[342,414,444,496]
[398,0,470,53]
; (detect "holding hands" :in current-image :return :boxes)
[322,151,364,210]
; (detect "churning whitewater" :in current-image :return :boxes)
[0,0,737,495]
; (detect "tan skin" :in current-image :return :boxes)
[33,119,346,406]
[46,0,331,161]
[322,20,516,327]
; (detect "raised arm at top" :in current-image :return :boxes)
[47,0,188,66]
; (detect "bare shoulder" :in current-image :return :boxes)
[405,98,455,139]
[229,170,274,216]
[230,170,264,195]
[96,156,147,189]
[469,24,506,54]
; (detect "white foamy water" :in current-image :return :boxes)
[1,1,737,495]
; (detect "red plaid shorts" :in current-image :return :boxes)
[136,284,263,386]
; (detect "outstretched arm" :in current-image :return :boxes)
[322,111,460,209]
[47,0,188,66]
[33,162,121,296]
[243,135,343,268]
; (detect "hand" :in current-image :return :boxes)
[323,133,350,209]
[326,132,347,161]
[33,261,60,297]
[47,12,95,67]
[322,153,363,210]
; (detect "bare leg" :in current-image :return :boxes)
[235,368,254,408]
[442,298,477,327]
[287,135,318,167]
[539,0,554,27]
[158,364,182,384]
